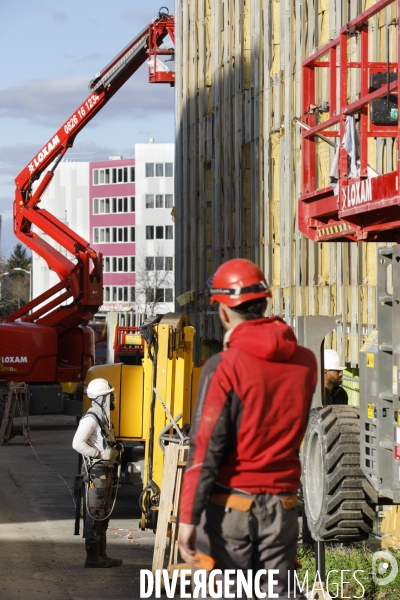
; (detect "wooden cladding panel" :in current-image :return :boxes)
[175,0,393,365]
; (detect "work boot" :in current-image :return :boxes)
[85,540,114,568]
[84,555,114,568]
[99,534,123,567]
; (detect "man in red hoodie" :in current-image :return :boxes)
[178,259,317,598]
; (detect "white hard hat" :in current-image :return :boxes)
[324,349,346,371]
[87,378,114,400]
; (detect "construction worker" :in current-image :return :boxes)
[72,378,123,568]
[178,258,317,598]
[324,348,348,405]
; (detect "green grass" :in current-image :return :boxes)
[296,545,400,599]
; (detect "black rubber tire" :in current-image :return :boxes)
[302,405,376,542]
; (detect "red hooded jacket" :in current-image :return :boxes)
[179,317,317,526]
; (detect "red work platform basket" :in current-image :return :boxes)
[147,14,175,86]
[298,0,400,242]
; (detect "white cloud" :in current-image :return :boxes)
[0,143,41,181]
[0,141,128,184]
[0,69,174,128]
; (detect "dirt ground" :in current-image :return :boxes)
[0,415,159,600]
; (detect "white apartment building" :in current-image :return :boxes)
[134,142,175,314]
[32,161,90,302]
[32,144,175,317]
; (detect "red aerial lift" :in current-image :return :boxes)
[1,8,175,385]
[299,0,400,574]
[298,0,400,242]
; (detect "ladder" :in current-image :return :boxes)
[152,443,190,577]
[0,384,30,445]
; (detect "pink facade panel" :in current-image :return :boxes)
[103,273,136,286]
[89,158,136,309]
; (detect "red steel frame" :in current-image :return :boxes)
[113,326,144,363]
[148,13,175,84]
[298,0,400,242]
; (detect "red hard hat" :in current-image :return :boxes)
[208,258,271,307]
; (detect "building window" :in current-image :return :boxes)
[165,226,173,240]
[93,227,133,243]
[93,197,135,214]
[146,226,154,240]
[146,257,154,271]
[165,257,173,271]
[165,288,173,302]
[146,288,155,303]
[94,198,111,214]
[143,163,174,179]
[101,256,135,272]
[103,286,135,303]
[155,257,164,271]
[146,194,154,209]
[116,227,128,242]
[156,289,164,302]
[145,163,154,177]
[146,194,174,209]
[156,226,164,239]
[93,165,135,185]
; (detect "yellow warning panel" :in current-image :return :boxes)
[367,353,375,368]
[125,334,142,345]
[119,365,144,438]
[398,412,400,427]
[368,404,374,420]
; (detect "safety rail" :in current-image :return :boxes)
[298,0,400,242]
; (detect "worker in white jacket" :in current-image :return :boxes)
[72,378,122,568]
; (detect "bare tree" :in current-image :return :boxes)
[135,246,174,315]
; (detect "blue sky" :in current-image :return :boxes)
[0,1,175,256]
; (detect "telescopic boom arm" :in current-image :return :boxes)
[11,9,174,329]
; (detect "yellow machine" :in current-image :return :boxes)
[83,313,201,528]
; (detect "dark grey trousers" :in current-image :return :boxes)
[195,493,305,599]
[85,463,112,558]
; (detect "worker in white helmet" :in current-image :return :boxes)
[72,378,123,568]
[324,349,348,405]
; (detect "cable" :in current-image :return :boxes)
[21,426,77,508]
[83,452,123,522]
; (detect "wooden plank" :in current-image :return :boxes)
[152,444,180,573]
[167,446,189,572]
[211,0,221,272]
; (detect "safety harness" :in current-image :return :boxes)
[73,410,122,536]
